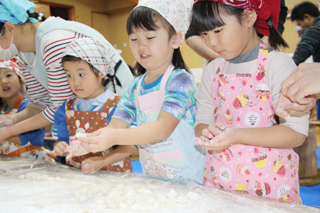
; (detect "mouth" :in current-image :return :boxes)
[140,53,150,59]
[75,89,83,92]
[2,86,10,93]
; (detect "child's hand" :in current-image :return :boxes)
[81,157,104,175]
[79,128,116,152]
[275,93,316,117]
[195,122,236,151]
[52,141,69,156]
[0,115,13,129]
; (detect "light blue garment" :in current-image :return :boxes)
[21,17,134,96]
[136,64,206,185]
[74,89,113,111]
[0,0,38,24]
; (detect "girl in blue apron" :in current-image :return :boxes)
[80,0,206,185]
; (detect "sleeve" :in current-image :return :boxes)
[18,54,51,111]
[292,26,320,65]
[194,60,220,126]
[112,78,139,125]
[277,0,288,35]
[107,104,117,124]
[52,102,70,144]
[17,99,45,146]
[161,70,197,121]
[40,31,78,122]
[267,52,309,136]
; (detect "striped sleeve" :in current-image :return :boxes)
[18,54,51,111]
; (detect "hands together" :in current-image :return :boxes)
[275,63,320,117]
[195,122,237,151]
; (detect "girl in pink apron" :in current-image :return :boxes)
[52,38,136,175]
[191,0,309,203]
[79,0,207,184]
[0,57,53,161]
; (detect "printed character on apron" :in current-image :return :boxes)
[204,40,301,203]
[65,95,132,172]
[135,64,205,184]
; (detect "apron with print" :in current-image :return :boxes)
[135,63,206,184]
[0,94,54,162]
[65,94,132,172]
[204,41,301,203]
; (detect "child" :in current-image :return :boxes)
[51,38,136,175]
[79,0,206,184]
[0,57,52,161]
[191,0,309,203]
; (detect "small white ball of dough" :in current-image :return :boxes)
[186,191,200,201]
[166,188,177,199]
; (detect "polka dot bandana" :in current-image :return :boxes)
[0,57,23,81]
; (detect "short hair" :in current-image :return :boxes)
[291,2,320,22]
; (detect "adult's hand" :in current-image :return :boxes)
[282,63,320,103]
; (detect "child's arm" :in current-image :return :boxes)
[196,122,306,151]
[81,145,137,175]
[81,111,179,152]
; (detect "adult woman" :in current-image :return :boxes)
[0,0,133,142]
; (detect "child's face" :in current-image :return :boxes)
[63,60,105,100]
[0,68,21,100]
[129,19,176,73]
[201,12,257,60]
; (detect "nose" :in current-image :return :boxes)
[206,33,218,48]
[73,76,80,86]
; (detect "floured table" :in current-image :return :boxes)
[0,156,319,213]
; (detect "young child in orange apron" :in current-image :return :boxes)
[192,0,309,203]
[0,57,53,161]
[52,38,136,174]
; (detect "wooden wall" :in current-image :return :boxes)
[282,0,318,53]
[35,0,320,68]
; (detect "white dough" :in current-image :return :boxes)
[186,191,199,201]
[54,176,61,181]
[80,187,88,194]
[90,184,100,192]
[18,175,26,179]
[166,188,178,199]
[76,132,87,138]
[139,205,150,212]
[166,199,176,208]
[119,203,128,211]
[176,196,188,204]
[107,202,117,209]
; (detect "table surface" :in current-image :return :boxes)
[1,156,319,213]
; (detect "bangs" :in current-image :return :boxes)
[190,2,244,33]
[127,7,162,34]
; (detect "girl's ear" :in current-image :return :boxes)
[4,22,16,35]
[172,31,182,49]
[243,10,257,28]
[98,71,105,79]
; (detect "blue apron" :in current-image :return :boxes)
[135,63,206,184]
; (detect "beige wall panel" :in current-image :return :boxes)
[92,13,111,41]
[181,40,204,69]
[108,10,136,66]
[286,0,317,9]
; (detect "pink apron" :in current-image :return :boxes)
[204,41,301,204]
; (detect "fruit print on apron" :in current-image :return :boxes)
[204,40,301,203]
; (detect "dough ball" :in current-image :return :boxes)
[166,188,177,199]
[80,187,88,194]
[76,133,87,139]
[176,196,188,204]
[119,203,128,211]
[54,176,61,181]
[186,191,200,201]
[90,184,100,192]
[139,205,150,212]
[107,202,117,209]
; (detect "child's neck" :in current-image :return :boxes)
[238,35,260,59]
[144,60,171,85]
[2,91,20,111]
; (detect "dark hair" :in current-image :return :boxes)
[0,70,23,110]
[126,6,188,75]
[291,2,320,22]
[190,1,287,51]
[61,55,108,87]
[0,12,46,36]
